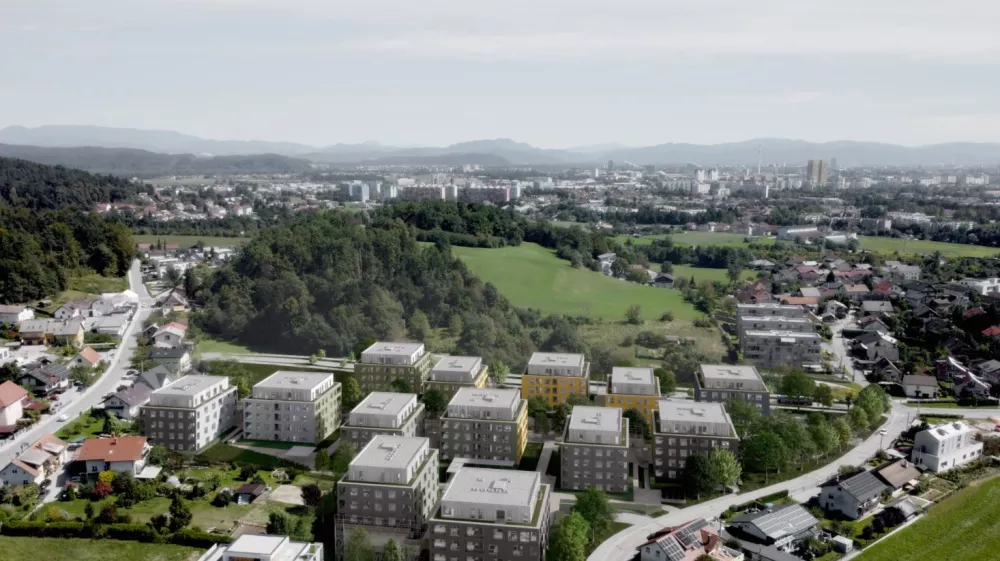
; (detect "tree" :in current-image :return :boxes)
[778,371,816,408]
[814,384,834,408]
[301,483,323,507]
[407,310,431,341]
[709,448,742,490]
[809,421,838,457]
[726,260,744,284]
[168,494,192,532]
[623,408,651,439]
[345,527,375,561]
[725,398,761,439]
[573,487,614,542]
[84,502,95,520]
[331,443,356,475]
[488,360,510,386]
[314,450,330,471]
[447,314,464,337]
[625,305,643,325]
[97,502,119,524]
[654,368,677,394]
[742,432,787,483]
[102,415,118,435]
[833,417,852,449]
[660,261,674,274]
[390,378,412,393]
[382,539,405,561]
[683,454,715,498]
[548,512,590,561]
[164,266,182,287]
[212,488,234,507]
[856,385,890,423]
[341,377,362,409]
[422,388,448,417]
[267,511,292,535]
[94,480,112,498]
[848,407,870,434]
[527,396,550,416]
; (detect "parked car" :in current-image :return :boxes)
[39,479,51,490]
[57,414,69,422]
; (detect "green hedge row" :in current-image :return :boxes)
[0,521,233,547]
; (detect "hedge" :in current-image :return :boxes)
[1,520,231,548]
[170,528,234,548]
[1,521,89,538]
[107,523,158,543]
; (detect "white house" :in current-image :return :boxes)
[902,375,938,399]
[912,422,983,472]
[0,305,34,326]
[0,381,28,426]
[75,436,150,476]
[152,322,187,348]
[0,433,67,486]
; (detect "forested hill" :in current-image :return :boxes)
[191,212,559,365]
[0,156,138,210]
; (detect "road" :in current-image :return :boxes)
[0,260,153,486]
[587,401,912,561]
[827,313,864,385]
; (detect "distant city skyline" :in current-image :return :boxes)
[3,0,999,148]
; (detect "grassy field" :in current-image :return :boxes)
[665,264,757,283]
[858,236,1000,258]
[450,243,703,320]
[857,475,1000,561]
[194,338,257,356]
[55,412,107,440]
[615,231,773,248]
[0,537,202,561]
[66,273,128,294]
[134,235,250,248]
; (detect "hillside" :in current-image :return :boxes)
[0,144,312,176]
[0,156,138,210]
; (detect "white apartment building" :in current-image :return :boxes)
[141,375,238,452]
[958,278,1000,296]
[243,371,341,444]
[342,392,425,450]
[912,422,984,472]
[197,535,323,561]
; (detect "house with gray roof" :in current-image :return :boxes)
[104,384,153,420]
[728,504,819,550]
[818,470,888,520]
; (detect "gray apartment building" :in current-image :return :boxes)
[736,303,808,324]
[342,392,425,451]
[429,468,552,561]
[141,374,238,452]
[242,371,341,444]
[440,387,528,466]
[694,364,772,414]
[560,406,629,493]
[652,400,739,481]
[337,435,439,559]
[355,341,434,394]
[425,355,490,399]
[742,330,822,368]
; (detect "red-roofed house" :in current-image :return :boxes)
[965,307,986,319]
[638,519,743,561]
[0,433,68,485]
[0,381,28,426]
[69,346,102,369]
[75,436,150,476]
[981,325,1000,338]
[152,322,188,348]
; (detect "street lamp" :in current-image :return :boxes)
[879,428,888,450]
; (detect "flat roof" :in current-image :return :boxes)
[351,392,417,417]
[362,341,424,356]
[442,468,539,508]
[744,330,821,339]
[449,387,521,410]
[658,400,731,425]
[352,435,429,470]
[227,534,285,555]
[154,374,227,396]
[528,352,585,371]
[700,364,764,382]
[611,367,655,386]
[432,355,482,374]
[568,406,622,433]
[254,371,332,391]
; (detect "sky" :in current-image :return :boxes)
[2,0,1000,148]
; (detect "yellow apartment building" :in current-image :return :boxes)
[521,352,590,408]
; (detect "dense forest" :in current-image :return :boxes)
[0,145,312,176]
[0,158,136,303]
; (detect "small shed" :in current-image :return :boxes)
[235,483,266,505]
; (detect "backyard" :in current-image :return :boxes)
[0,537,202,561]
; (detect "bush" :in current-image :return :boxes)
[1,520,88,538]
[106,523,158,543]
[212,488,234,507]
[170,528,234,548]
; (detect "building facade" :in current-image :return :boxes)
[342,392,425,451]
[521,352,590,408]
[355,342,433,394]
[440,388,528,466]
[598,367,661,426]
[742,330,822,368]
[561,406,629,492]
[694,365,771,414]
[197,535,323,561]
[653,400,739,481]
[243,371,341,444]
[141,375,238,452]
[912,422,984,472]
[425,355,490,398]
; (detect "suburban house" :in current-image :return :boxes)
[18,362,71,395]
[912,422,984,473]
[91,290,138,315]
[90,314,129,338]
[860,301,894,316]
[53,300,93,320]
[0,305,34,326]
[48,318,86,347]
[103,384,154,420]
[75,436,151,477]
[901,375,939,399]
[638,518,744,561]
[728,504,819,551]
[853,331,899,362]
[0,433,67,485]
[234,483,266,505]
[161,291,190,311]
[147,347,191,373]
[818,470,888,520]
[0,381,29,426]
[138,365,175,391]
[152,322,187,348]
[873,459,922,492]
[69,346,103,369]
[953,372,991,399]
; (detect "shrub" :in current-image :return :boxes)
[170,528,234,548]
[106,523,158,543]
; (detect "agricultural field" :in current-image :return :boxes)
[857,475,1000,561]
[133,234,250,248]
[449,243,703,321]
[662,264,758,283]
[614,231,773,248]
[0,537,202,561]
[858,236,1000,258]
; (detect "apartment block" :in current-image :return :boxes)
[197,535,322,561]
[141,375,238,452]
[736,303,807,330]
[425,355,489,398]
[429,468,551,561]
[742,330,822,369]
[242,371,341,444]
[355,341,433,394]
[521,352,590,408]
[342,392,425,451]
[652,401,738,481]
[561,406,629,492]
[440,388,528,466]
[598,367,660,427]
[694,365,771,414]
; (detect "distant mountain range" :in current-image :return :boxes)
[3,125,1000,167]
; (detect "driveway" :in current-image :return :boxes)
[826,314,865,386]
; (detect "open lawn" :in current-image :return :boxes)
[859,236,1000,258]
[66,273,128,295]
[857,475,1000,561]
[663,264,757,283]
[56,494,254,531]
[194,338,257,356]
[0,537,202,561]
[134,235,250,248]
[449,243,703,320]
[55,412,107,441]
[614,231,773,248]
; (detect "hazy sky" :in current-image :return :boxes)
[3,0,999,148]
